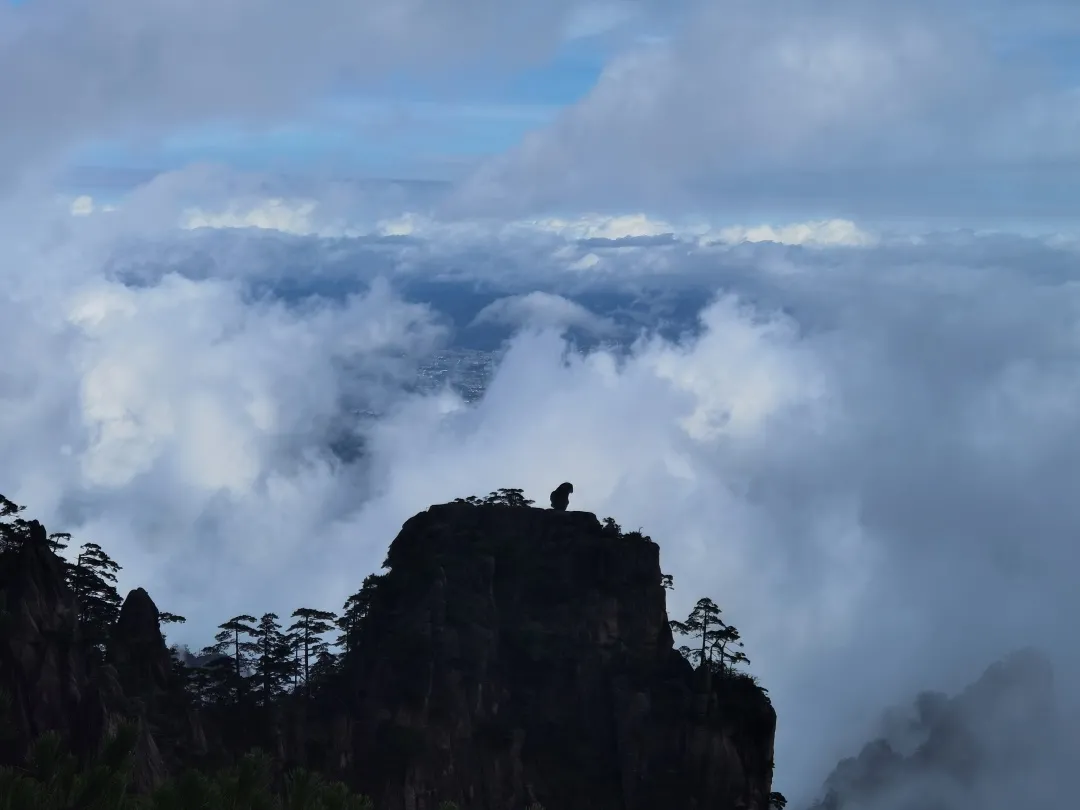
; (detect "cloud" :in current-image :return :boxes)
[9,185,1080,810]
[0,206,447,623]
[708,219,877,248]
[451,0,1080,217]
[0,0,597,185]
[7,0,1080,801]
[182,198,328,236]
[471,291,618,335]
[70,195,96,216]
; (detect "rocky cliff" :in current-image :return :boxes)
[108,585,208,772]
[0,521,166,788]
[341,503,777,810]
[0,502,777,810]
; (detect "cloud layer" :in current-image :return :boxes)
[7,185,1080,805]
[0,0,599,185]
[453,0,1080,218]
[7,0,1080,806]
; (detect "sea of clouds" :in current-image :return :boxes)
[6,0,1080,806]
[7,183,1080,804]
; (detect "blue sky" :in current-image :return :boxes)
[6,0,1080,223]
[69,48,604,180]
[64,19,624,184]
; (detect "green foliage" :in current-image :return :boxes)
[601,517,654,544]
[252,613,296,706]
[769,790,789,809]
[157,612,186,646]
[0,494,27,554]
[288,608,338,698]
[453,488,534,507]
[68,542,124,662]
[283,768,373,810]
[202,615,259,703]
[451,496,484,506]
[336,575,382,655]
[670,597,751,675]
[0,721,138,810]
[601,517,622,535]
[0,724,376,810]
[710,623,750,674]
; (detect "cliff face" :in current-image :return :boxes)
[0,504,777,809]
[345,503,776,810]
[0,524,173,789]
[109,586,208,771]
[0,521,110,765]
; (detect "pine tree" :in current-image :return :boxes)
[67,542,123,661]
[158,611,186,645]
[288,608,337,698]
[670,597,727,669]
[0,494,26,553]
[710,623,750,674]
[308,647,339,693]
[0,496,69,555]
[204,615,258,703]
[336,574,383,655]
[482,488,534,507]
[251,613,295,706]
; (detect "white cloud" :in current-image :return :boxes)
[8,196,1080,808]
[0,0,596,185]
[8,0,1080,807]
[472,291,618,335]
[708,218,877,248]
[525,212,680,240]
[451,0,1080,217]
[182,198,328,235]
[70,195,95,216]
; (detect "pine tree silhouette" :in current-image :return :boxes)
[670,597,752,676]
[336,574,383,655]
[288,608,337,699]
[670,597,726,669]
[204,615,259,703]
[251,613,295,706]
[68,542,123,662]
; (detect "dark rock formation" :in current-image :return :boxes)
[110,588,173,700]
[0,527,168,789]
[109,587,207,772]
[343,502,776,810]
[807,649,1059,810]
[549,482,573,511]
[0,521,109,762]
[1,503,777,809]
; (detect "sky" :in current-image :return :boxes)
[5,0,1080,807]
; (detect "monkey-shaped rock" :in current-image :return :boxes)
[550,482,573,511]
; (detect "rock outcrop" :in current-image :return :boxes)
[1,503,778,810]
[109,586,207,773]
[343,503,777,810]
[110,587,174,701]
[0,524,168,789]
[0,520,112,765]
